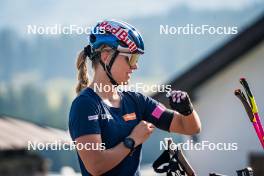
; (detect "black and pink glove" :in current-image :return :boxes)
[166,90,193,116]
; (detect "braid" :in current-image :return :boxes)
[76,50,89,94]
[75,45,112,94]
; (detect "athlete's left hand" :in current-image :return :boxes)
[166,90,193,116]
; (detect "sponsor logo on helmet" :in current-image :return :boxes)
[99,21,138,52]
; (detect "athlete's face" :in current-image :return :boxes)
[111,54,138,85]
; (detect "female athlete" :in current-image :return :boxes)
[69,20,201,176]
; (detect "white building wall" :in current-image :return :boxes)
[186,41,264,175]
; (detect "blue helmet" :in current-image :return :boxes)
[89,20,144,54]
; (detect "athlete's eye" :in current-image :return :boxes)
[119,53,131,63]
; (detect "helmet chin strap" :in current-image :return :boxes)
[99,50,120,86]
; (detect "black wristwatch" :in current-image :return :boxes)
[123,137,135,155]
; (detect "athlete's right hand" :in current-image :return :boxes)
[129,121,155,147]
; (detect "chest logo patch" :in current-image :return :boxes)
[123,112,136,121]
[88,115,99,121]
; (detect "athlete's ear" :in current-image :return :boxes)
[100,50,112,64]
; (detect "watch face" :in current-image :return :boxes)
[127,139,133,147]
[125,137,135,149]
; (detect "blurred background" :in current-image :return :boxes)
[0,0,264,175]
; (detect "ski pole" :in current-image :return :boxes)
[239,78,264,141]
[167,139,196,176]
[234,89,264,149]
